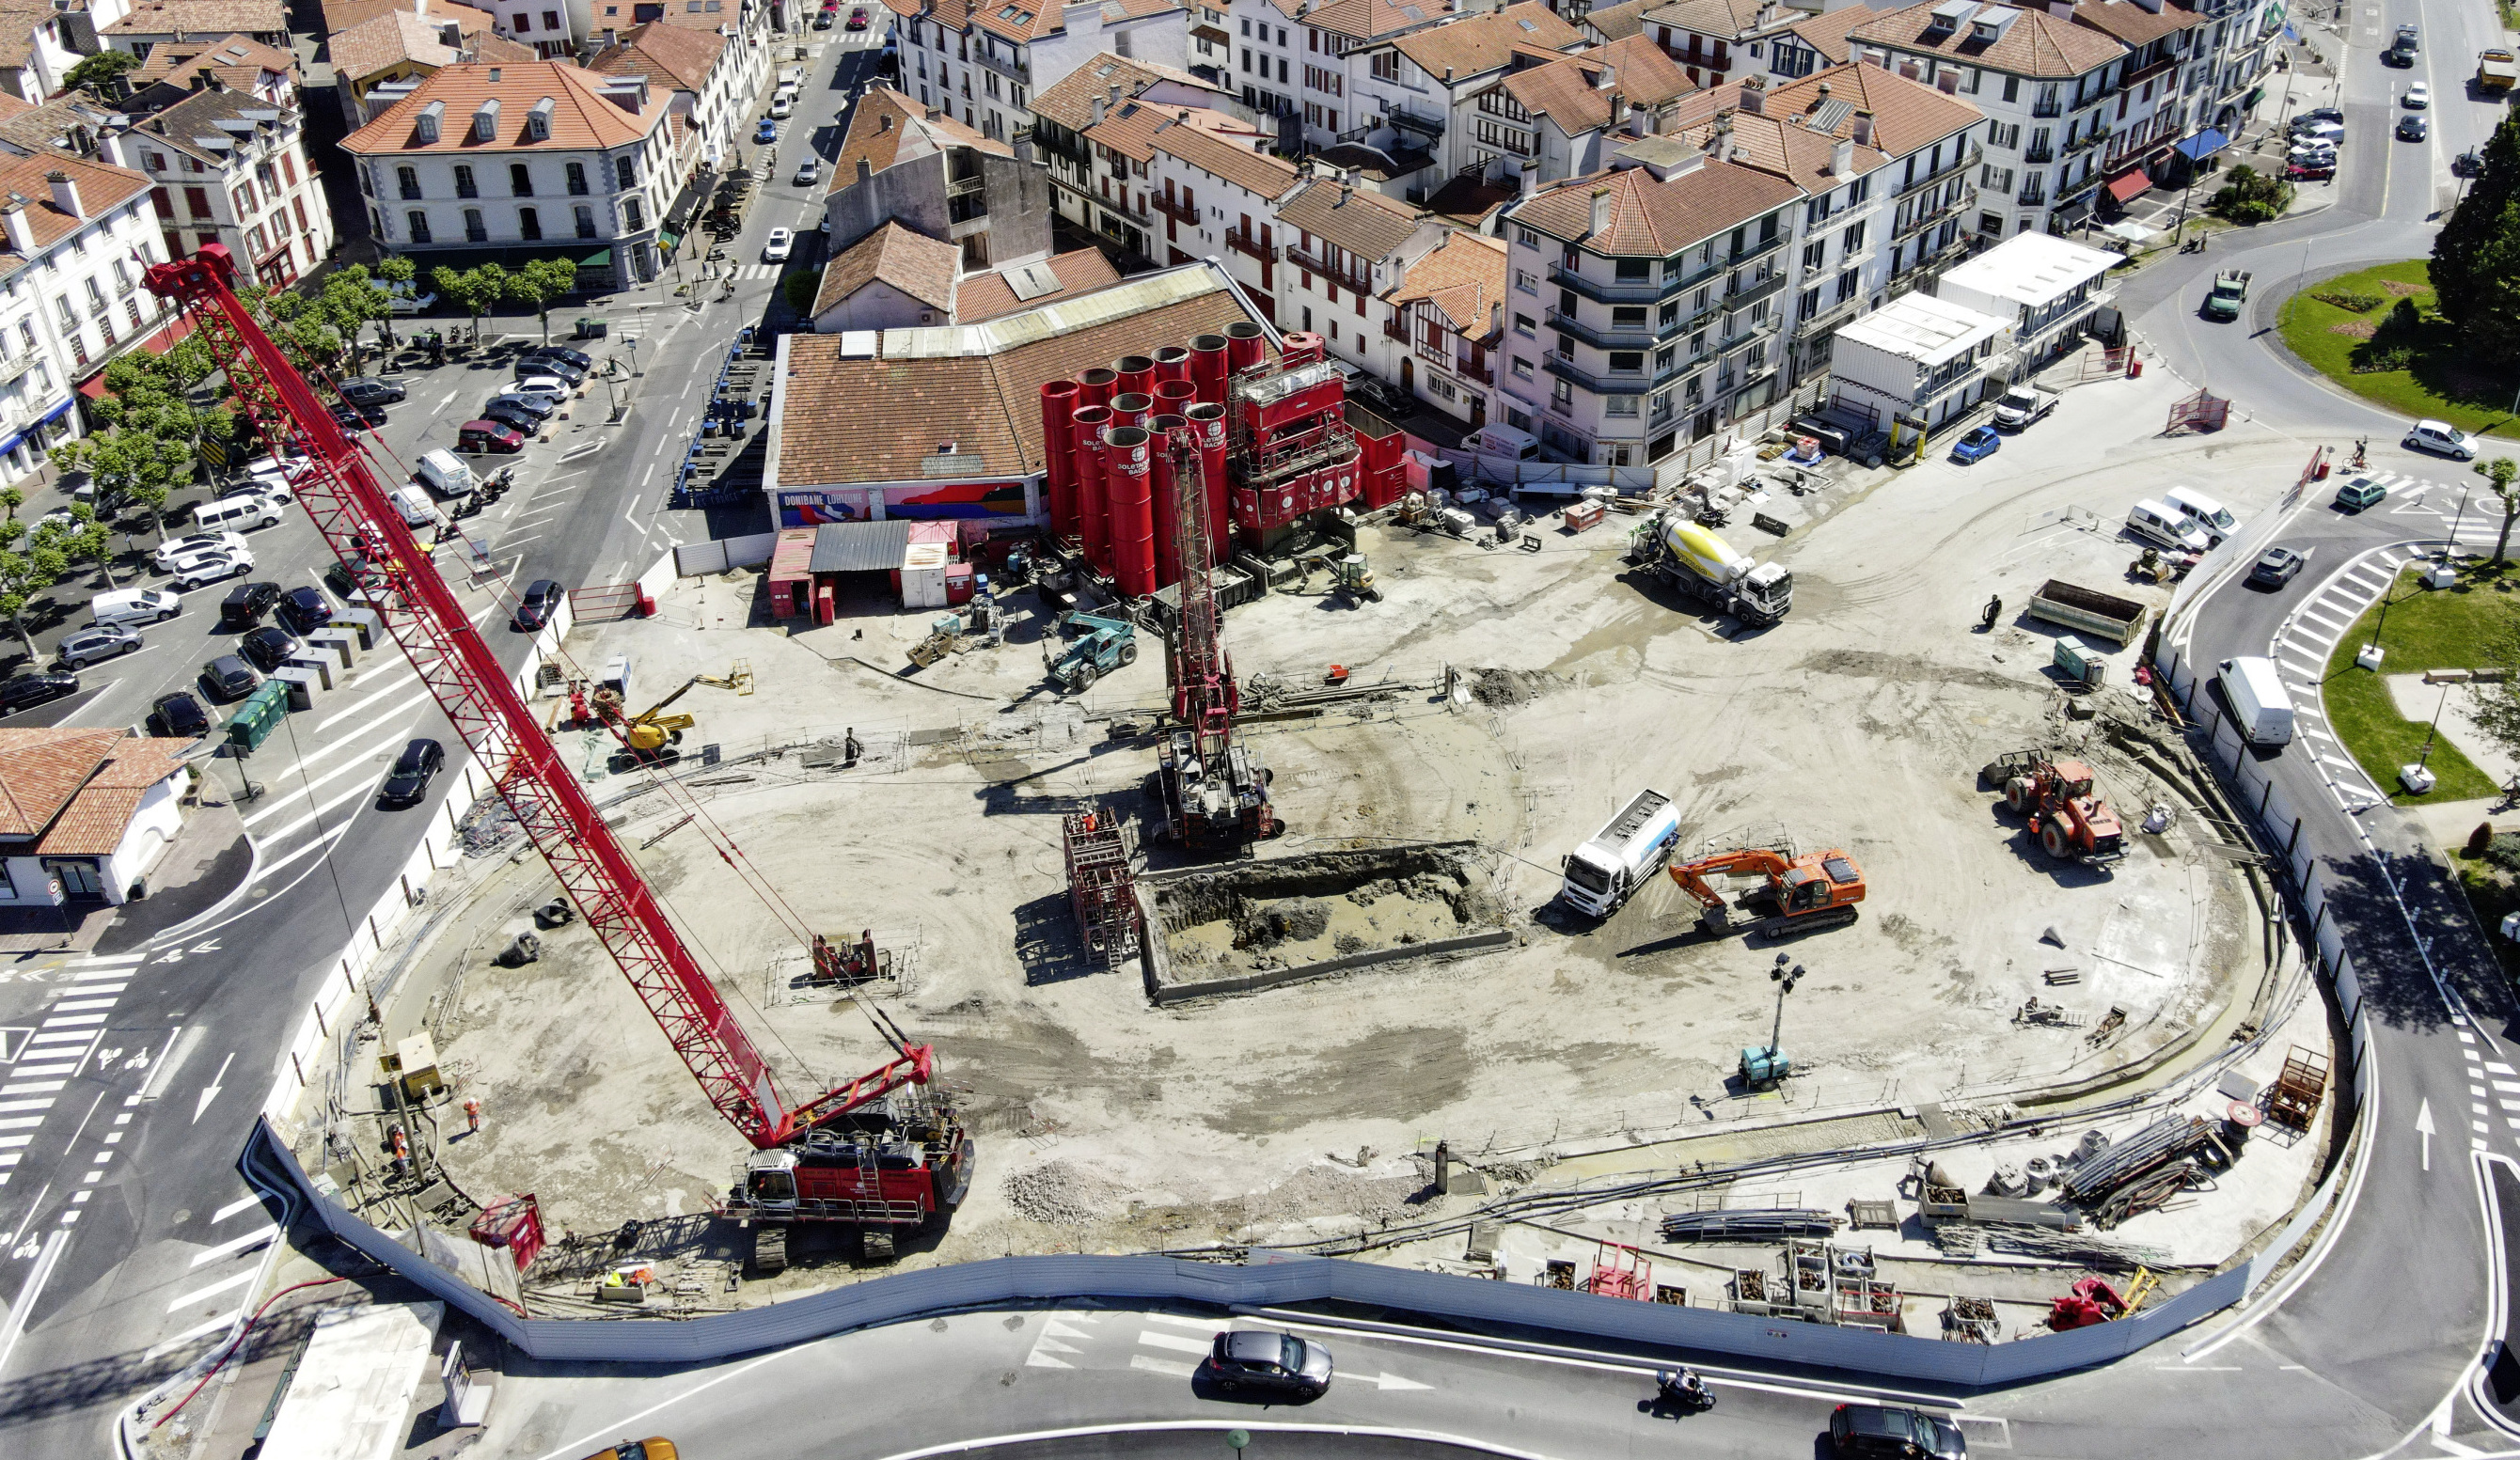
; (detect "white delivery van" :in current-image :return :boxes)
[193,493,282,532]
[778,65,805,88]
[2127,499,2212,553]
[387,484,444,530]
[2217,656,2295,746]
[91,587,180,626]
[414,448,478,498]
[1467,423,1541,461]
[2163,485,2240,546]
[1559,789,1683,917]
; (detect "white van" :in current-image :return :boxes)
[2127,498,2212,553]
[2163,485,2240,545]
[91,587,180,627]
[193,494,282,532]
[414,448,477,499]
[1467,423,1540,461]
[777,65,805,89]
[388,484,444,530]
[2217,656,2295,746]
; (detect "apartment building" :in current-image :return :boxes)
[1338,1,1579,184]
[1188,0,1230,82]
[822,86,1047,268]
[345,60,677,287]
[1614,0,1788,86]
[881,0,1191,146]
[1227,0,1453,149]
[1846,0,2202,238]
[1480,31,1694,184]
[328,1,533,123]
[102,0,288,56]
[117,78,333,287]
[0,152,172,483]
[0,0,111,102]
[1076,80,1286,273]
[1030,55,1242,232]
[586,20,757,178]
[1374,224,1502,424]
[1275,170,1441,367]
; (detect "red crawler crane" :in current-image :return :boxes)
[147,246,968,1260]
[1155,428,1278,851]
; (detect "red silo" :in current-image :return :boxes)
[1280,331,1326,369]
[1188,402,1229,563]
[1152,345,1192,386]
[1113,354,1156,400]
[1070,404,1113,571]
[1104,425,1157,598]
[1039,379,1081,539]
[1189,334,1228,402]
[1224,322,1268,376]
[1110,391,1153,430]
[1078,367,1117,409]
[1155,379,1198,417]
[1149,421,1184,589]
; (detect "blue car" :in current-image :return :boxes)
[755,118,779,143]
[1951,425,2001,463]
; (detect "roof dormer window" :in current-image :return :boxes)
[473,98,501,141]
[527,96,555,140]
[416,98,444,143]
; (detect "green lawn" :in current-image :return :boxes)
[2319,563,2520,804]
[2276,261,2520,441]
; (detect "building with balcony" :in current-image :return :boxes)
[1628,0,1791,87]
[1825,288,2006,434]
[0,152,171,485]
[0,0,114,103]
[1337,1,1580,189]
[102,0,289,58]
[1078,83,1296,301]
[1756,3,1870,82]
[344,60,677,287]
[1030,54,1244,232]
[881,0,1191,148]
[327,2,533,126]
[1189,0,1231,84]
[586,20,757,196]
[1227,0,1453,151]
[1930,226,2114,369]
[1487,31,1695,186]
[1375,224,1501,425]
[115,74,333,288]
[822,85,1047,270]
[1275,169,1441,369]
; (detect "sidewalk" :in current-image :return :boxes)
[0,798,250,954]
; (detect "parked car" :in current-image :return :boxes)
[0,669,79,715]
[2293,106,2343,126]
[154,531,250,573]
[1950,425,2002,463]
[2291,118,2344,144]
[56,623,142,667]
[278,586,333,634]
[480,400,546,435]
[220,579,282,628]
[2457,149,2484,177]
[167,547,253,590]
[515,353,587,385]
[1203,1329,1331,1398]
[487,389,559,421]
[2403,81,2430,107]
[515,577,566,631]
[2249,546,2309,588]
[511,374,572,401]
[1830,1403,1966,1459]
[526,345,593,371]
[848,5,869,25]
[2399,114,2430,141]
[386,284,437,315]
[795,157,821,185]
[764,228,794,262]
[755,118,779,143]
[239,624,300,670]
[2287,163,2336,181]
[380,738,446,805]
[199,654,259,701]
[332,402,385,430]
[813,8,833,24]
[339,377,407,406]
[2333,476,2388,511]
[456,419,527,454]
[151,690,209,738]
[2405,417,2478,460]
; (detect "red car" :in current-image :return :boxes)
[455,419,526,453]
[2286,162,2334,181]
[847,6,869,27]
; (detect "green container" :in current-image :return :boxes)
[225,680,290,752]
[575,317,608,339]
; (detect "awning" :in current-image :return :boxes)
[810,519,914,573]
[2177,129,2230,161]
[2106,169,2151,202]
[39,400,73,426]
[76,375,107,400]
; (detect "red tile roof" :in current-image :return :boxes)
[1848,0,2126,79]
[813,220,960,316]
[1383,228,1503,336]
[1765,60,1984,158]
[104,0,287,35]
[129,31,299,90]
[585,22,728,94]
[1384,2,1580,83]
[1501,32,1696,135]
[1030,53,1225,133]
[952,245,1121,322]
[0,153,153,275]
[0,729,189,856]
[1276,175,1424,260]
[829,86,1010,192]
[341,60,670,155]
[1516,153,1801,254]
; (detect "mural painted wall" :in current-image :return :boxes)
[777,481,1035,528]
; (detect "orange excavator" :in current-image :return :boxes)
[1666,846,1866,939]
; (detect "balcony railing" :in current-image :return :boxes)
[1384,316,1410,343]
[1793,290,1865,336]
[1152,191,1198,225]
[2031,98,2064,118]
[1727,231,1785,267]
[1389,108,1443,139]
[2023,145,2055,164]
[1894,193,1972,243]
[2062,127,2110,158]
[2017,185,2048,207]
[1454,353,1493,385]
[973,48,1028,83]
[1286,246,1370,294]
[2053,171,2103,207]
[1898,146,1981,197]
[1724,269,1788,310]
[1224,228,1277,263]
[946,171,985,196]
[1550,261,1672,305]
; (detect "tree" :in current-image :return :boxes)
[2205,165,2291,224]
[372,256,417,349]
[2486,456,2520,565]
[57,345,225,547]
[61,50,138,97]
[0,518,75,662]
[2436,111,2520,333]
[502,258,577,344]
[433,263,507,341]
[318,264,395,366]
[783,267,824,316]
[66,518,118,589]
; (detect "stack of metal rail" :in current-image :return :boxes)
[1659,1208,1838,1242]
[2057,1115,2229,1229]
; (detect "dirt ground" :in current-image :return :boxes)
[344,371,2335,1298]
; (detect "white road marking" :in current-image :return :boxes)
[246,779,375,847]
[1128,1355,1198,1378]
[164,1267,257,1313]
[187,1222,277,1268]
[1136,1330,1213,1355]
[142,1310,241,1360]
[212,1193,264,1224]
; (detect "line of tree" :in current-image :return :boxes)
[2433,112,2520,351]
[430,258,578,344]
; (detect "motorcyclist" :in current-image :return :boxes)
[1657,1367,1709,1407]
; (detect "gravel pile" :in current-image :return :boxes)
[1245,1163,1425,1226]
[1005,1160,1123,1228]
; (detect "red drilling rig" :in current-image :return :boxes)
[146,246,969,1265]
[1155,427,1278,852]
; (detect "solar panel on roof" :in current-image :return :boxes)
[1810,99,1852,131]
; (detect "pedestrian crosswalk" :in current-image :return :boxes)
[0,951,147,1189]
[1023,1310,1229,1376]
[729,262,783,281]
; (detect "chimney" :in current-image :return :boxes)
[0,196,28,255]
[1092,94,1107,124]
[1830,135,1852,174]
[1443,65,1453,84]
[857,157,872,184]
[1851,110,1874,146]
[1343,165,1360,186]
[45,170,79,218]
[1587,186,1611,237]
[1738,83,1763,115]
[1518,163,1537,197]
[1489,298,1502,337]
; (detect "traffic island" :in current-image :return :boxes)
[2276,261,2520,437]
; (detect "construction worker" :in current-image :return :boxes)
[464,1097,482,1135]
[1981,594,2003,633]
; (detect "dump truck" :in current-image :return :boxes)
[2202,270,2251,322]
[2026,579,2147,646]
[2481,48,2516,93]
[1558,789,1683,918]
[1630,511,1793,625]
[1992,385,2059,430]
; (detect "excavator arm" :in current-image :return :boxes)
[1665,849,1790,913]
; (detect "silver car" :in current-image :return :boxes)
[154,529,249,572]
[511,375,571,401]
[1204,1328,1332,1398]
[57,622,142,667]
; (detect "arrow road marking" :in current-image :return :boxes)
[194,1052,233,1123]
[1370,1372,1431,1391]
[2418,1097,2436,1171]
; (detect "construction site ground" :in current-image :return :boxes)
[307,365,2345,1317]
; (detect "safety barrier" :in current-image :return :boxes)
[247,1118,2252,1380]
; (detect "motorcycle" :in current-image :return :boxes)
[1654,1370,1715,1415]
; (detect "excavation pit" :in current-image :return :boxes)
[1139,841,1514,1003]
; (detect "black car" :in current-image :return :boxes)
[278,586,332,635]
[380,738,445,804]
[332,401,386,429]
[2248,546,2307,589]
[151,690,210,737]
[525,345,593,372]
[1203,1329,1332,1398]
[200,654,259,701]
[1830,1404,1966,1459]
[338,377,408,407]
[514,353,588,385]
[239,624,300,670]
[221,580,282,629]
[479,400,546,435]
[2400,114,2430,141]
[515,578,565,630]
[0,669,79,715]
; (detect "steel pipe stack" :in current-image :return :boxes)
[1070,404,1113,572]
[1104,425,1157,598]
[1154,379,1198,419]
[1038,379,1081,539]
[1113,354,1155,400]
[1189,333,1229,403]
[1188,401,1229,562]
[1077,366,1116,409]
[1110,391,1153,431]
[1149,416,1186,589]
[1152,345,1192,388]
[1224,322,1268,376]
